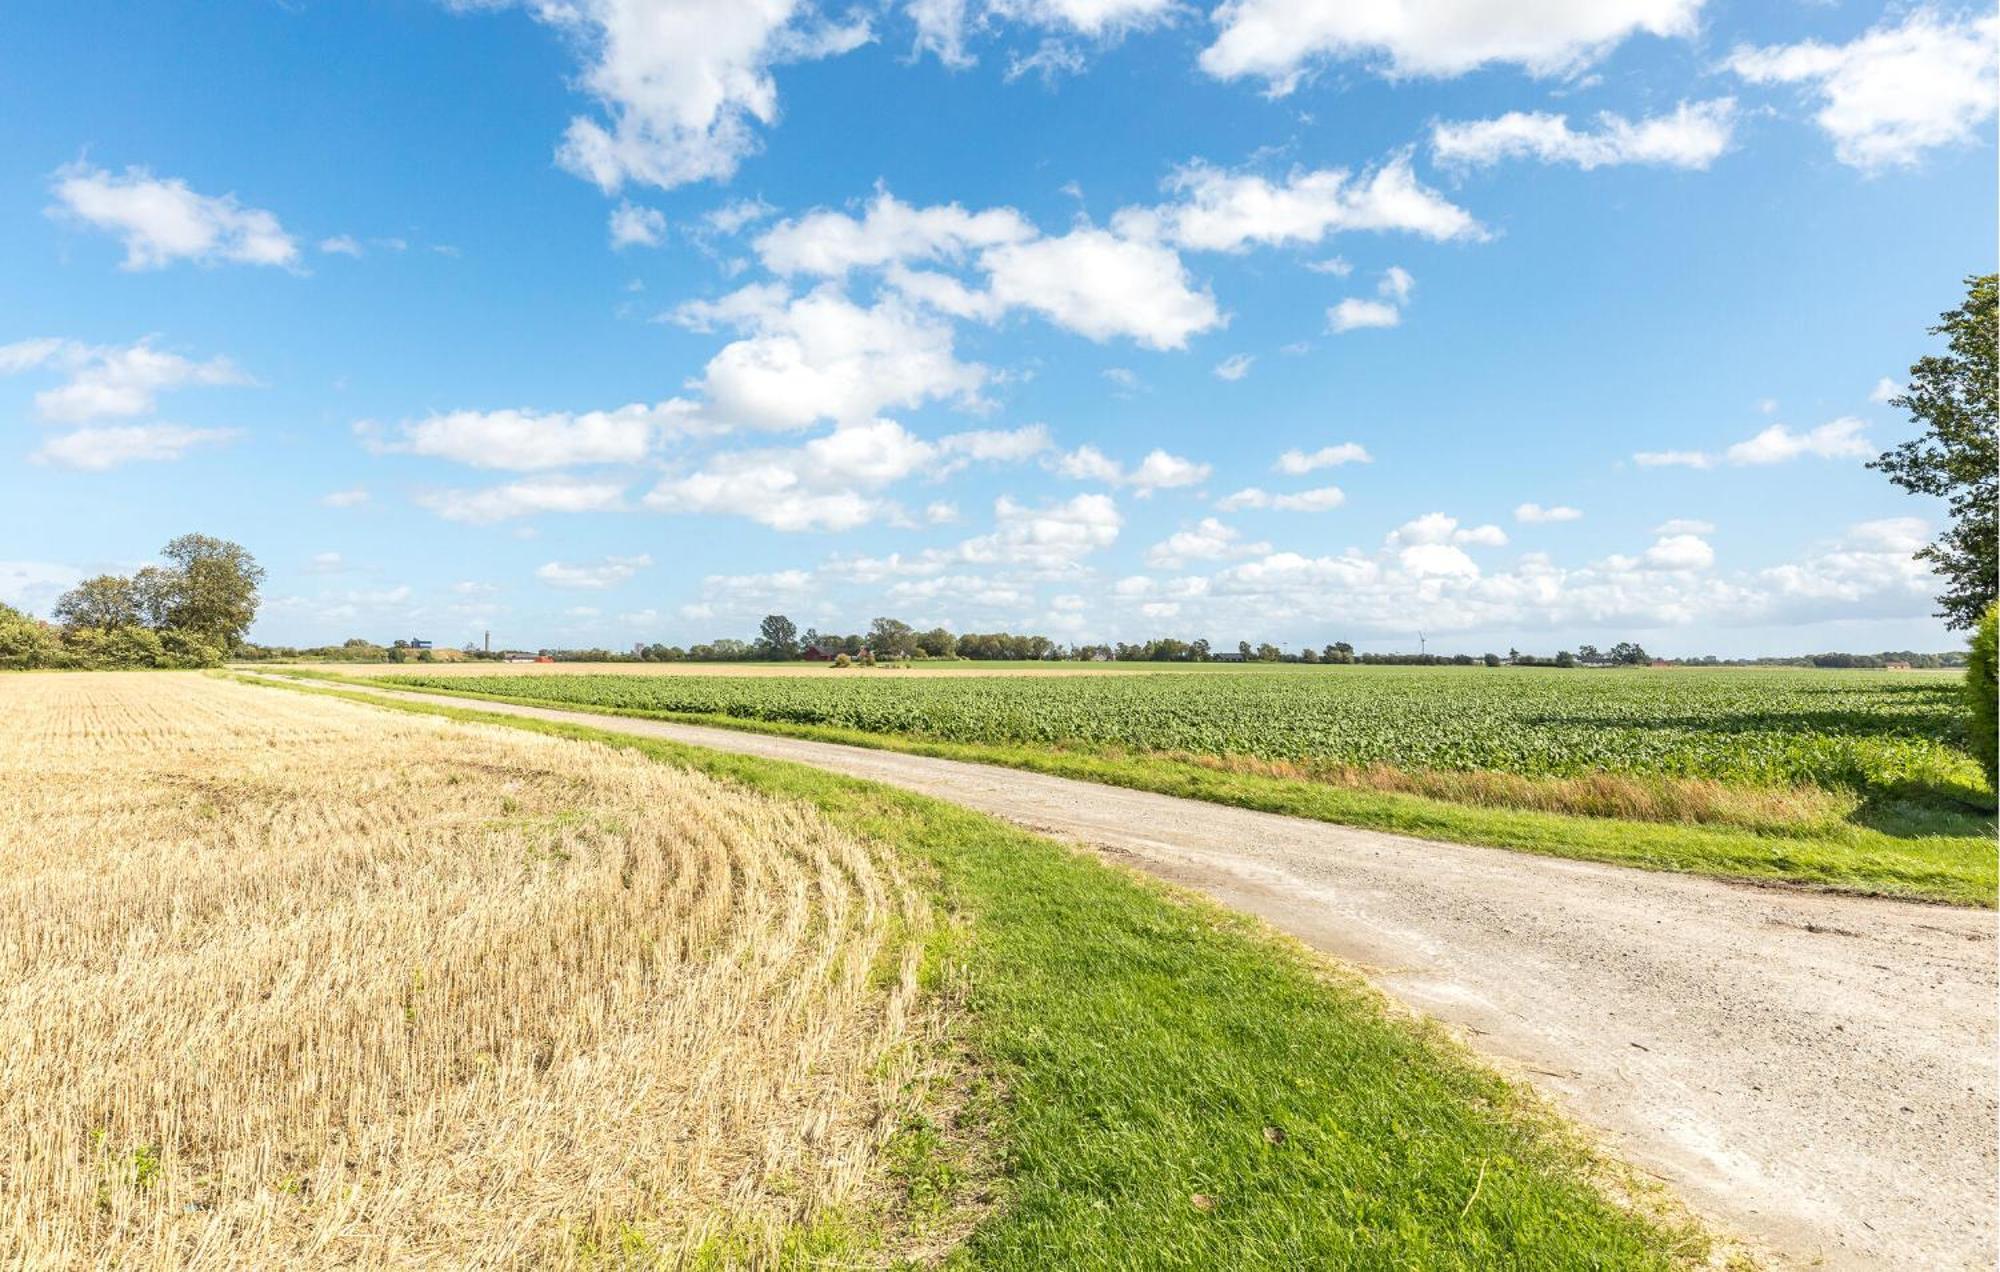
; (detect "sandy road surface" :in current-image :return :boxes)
[259,676,1998,1268]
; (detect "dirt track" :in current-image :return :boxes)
[267,677,1998,1268]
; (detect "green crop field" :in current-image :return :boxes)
[389,666,1987,804]
[336,664,1996,904]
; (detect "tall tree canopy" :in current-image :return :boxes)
[51,575,140,631]
[1871,274,1997,630]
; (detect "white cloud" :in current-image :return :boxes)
[1869,376,1903,404]
[644,418,1046,531]
[48,162,300,270]
[365,400,695,470]
[609,200,667,248]
[1146,517,1270,568]
[306,552,346,574]
[1724,416,1872,465]
[755,190,1034,275]
[1654,517,1714,534]
[1642,533,1714,571]
[1516,502,1582,523]
[1845,516,1929,554]
[1122,155,1483,251]
[1726,9,1999,170]
[706,197,776,235]
[319,234,364,257]
[31,424,241,470]
[0,561,83,614]
[1054,445,1211,493]
[1277,443,1370,473]
[677,285,988,429]
[1633,449,1714,469]
[0,337,252,423]
[416,477,628,524]
[982,227,1221,349]
[504,0,873,193]
[958,492,1122,570]
[1216,485,1345,512]
[1200,0,1702,90]
[910,0,1177,69]
[536,554,653,590]
[1213,353,1255,381]
[321,488,371,509]
[1455,523,1509,547]
[1433,99,1736,170]
[1378,265,1414,303]
[1329,297,1400,332]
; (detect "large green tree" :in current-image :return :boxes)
[1871,274,1997,629]
[139,534,267,649]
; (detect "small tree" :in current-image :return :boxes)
[868,617,916,659]
[758,613,799,659]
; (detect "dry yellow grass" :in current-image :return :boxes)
[0,673,936,1268]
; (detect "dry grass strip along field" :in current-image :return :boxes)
[0,673,934,1267]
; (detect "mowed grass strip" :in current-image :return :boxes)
[248,675,1709,1268]
[286,670,1998,906]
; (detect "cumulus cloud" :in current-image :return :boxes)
[48,162,299,269]
[1433,99,1736,170]
[909,0,1177,69]
[755,190,1034,275]
[487,0,874,193]
[1725,417,1872,465]
[363,400,698,470]
[1329,266,1416,333]
[1516,502,1583,523]
[1215,485,1345,512]
[1053,445,1211,494]
[643,419,1048,531]
[1145,517,1271,568]
[674,284,989,429]
[1869,376,1903,404]
[1726,9,1998,170]
[536,553,653,590]
[982,227,1221,349]
[319,235,365,257]
[958,492,1122,571]
[0,337,252,423]
[608,200,667,248]
[416,476,628,524]
[1329,297,1400,332]
[1642,533,1715,571]
[1120,155,1483,251]
[1277,443,1370,473]
[1200,0,1702,91]
[30,424,240,470]
[1388,512,1507,551]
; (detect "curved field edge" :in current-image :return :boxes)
[240,675,1714,1269]
[265,672,1999,907]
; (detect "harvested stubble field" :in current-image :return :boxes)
[0,673,933,1267]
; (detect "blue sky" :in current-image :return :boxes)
[1,1,1994,655]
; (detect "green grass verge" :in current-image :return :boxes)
[237,674,1707,1268]
[271,670,1997,907]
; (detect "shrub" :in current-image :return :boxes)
[832,653,852,669]
[0,604,65,669]
[1967,603,1997,787]
[159,627,225,668]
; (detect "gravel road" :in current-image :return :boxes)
[275,678,1998,1268]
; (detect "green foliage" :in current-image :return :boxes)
[1968,605,1998,787]
[757,613,799,658]
[1871,274,1998,629]
[395,666,1986,804]
[0,602,65,669]
[149,533,266,648]
[52,574,140,631]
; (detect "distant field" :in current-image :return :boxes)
[376,665,1987,807]
[337,663,1994,902]
[258,658,1187,678]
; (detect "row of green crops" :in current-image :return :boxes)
[389,666,1990,804]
